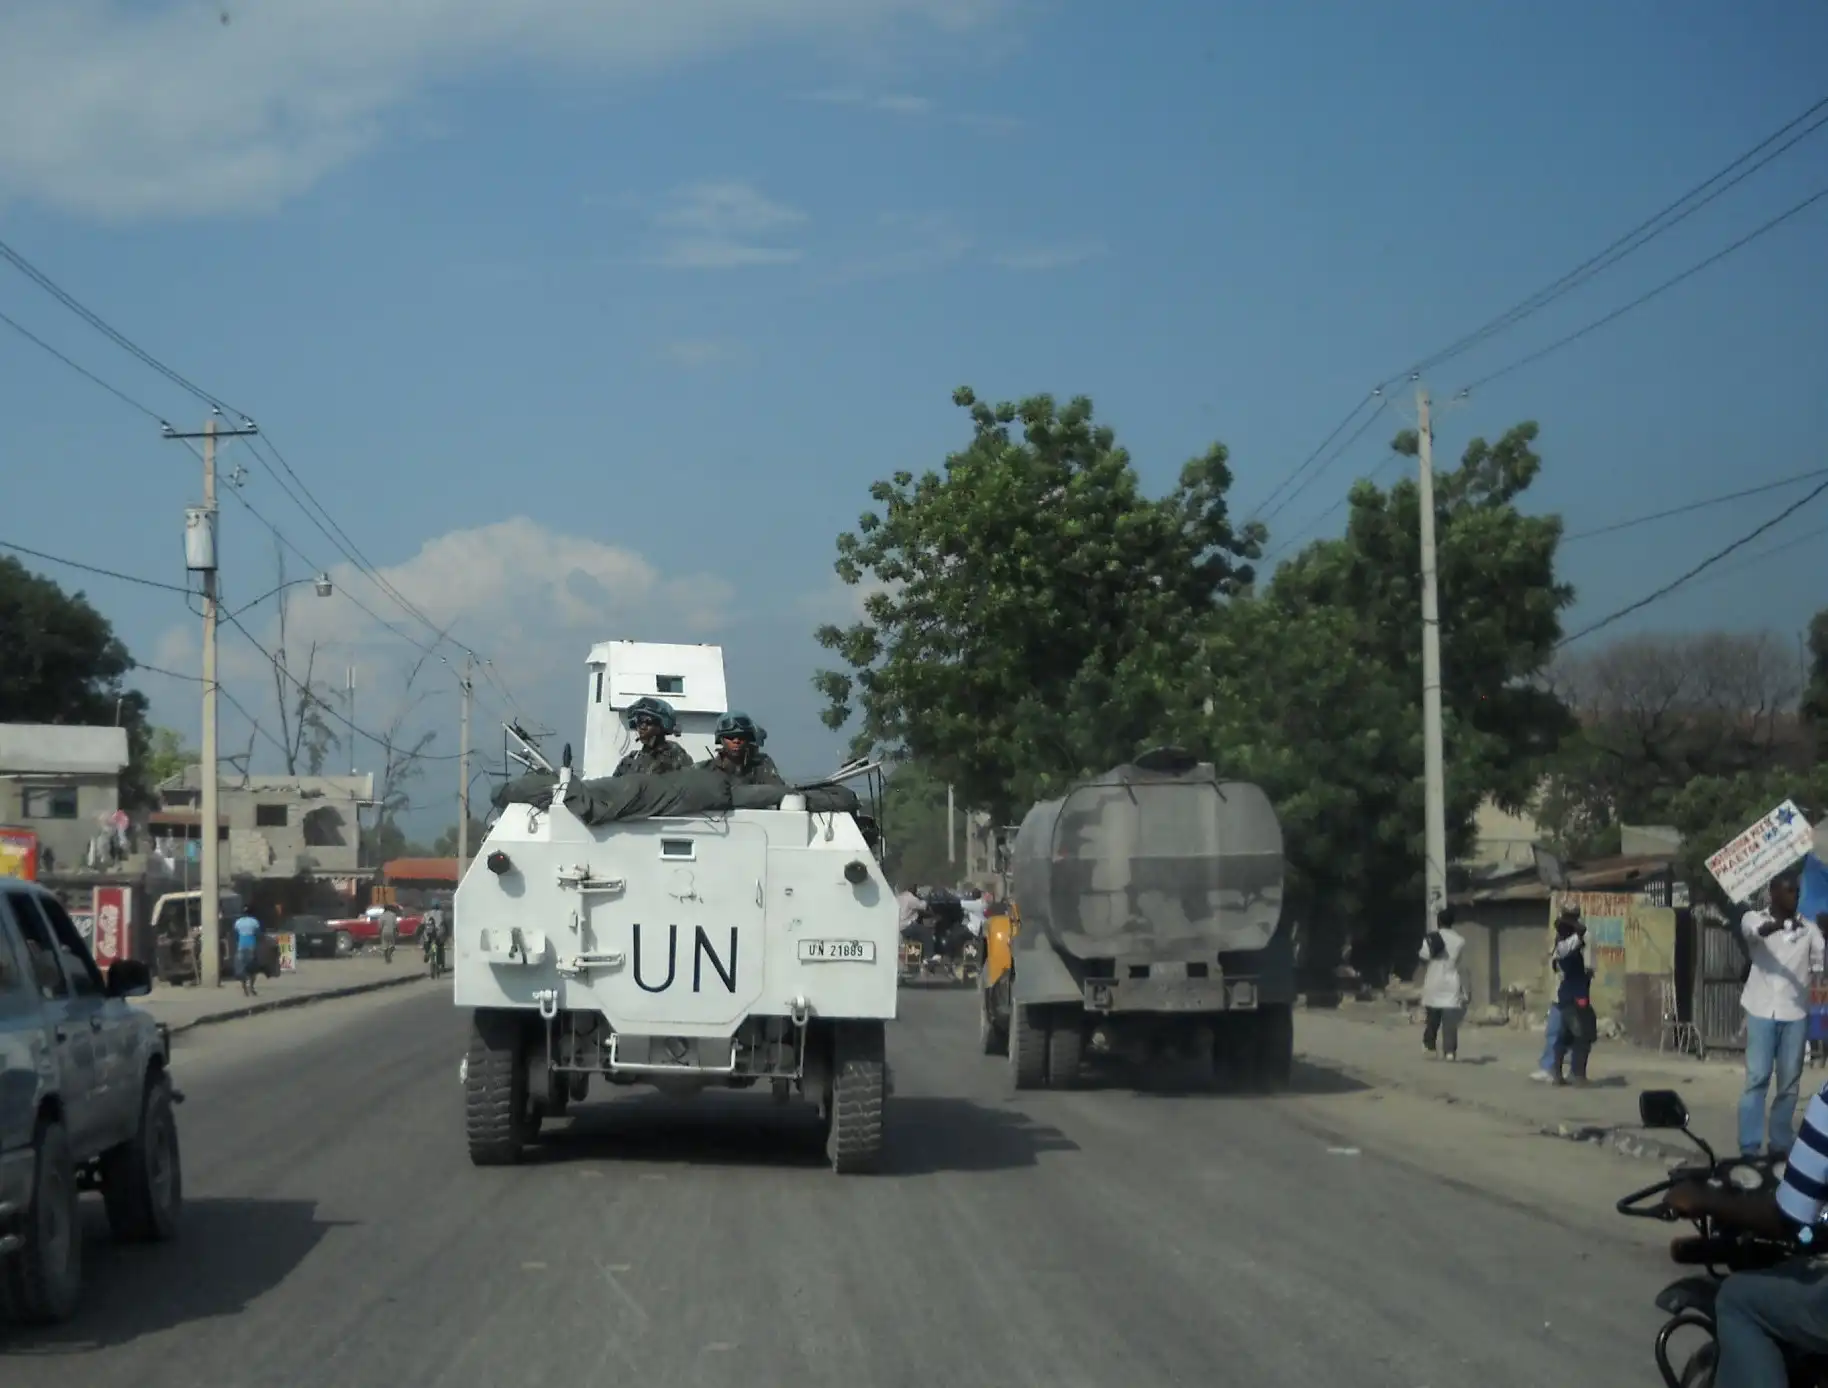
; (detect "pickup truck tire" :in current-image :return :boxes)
[466,1009,530,1166]
[334,931,352,958]
[101,1073,183,1243]
[1,1117,82,1325]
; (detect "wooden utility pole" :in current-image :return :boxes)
[169,412,257,987]
[1416,386,1449,925]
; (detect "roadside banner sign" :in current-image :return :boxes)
[277,932,298,974]
[1707,800,1816,903]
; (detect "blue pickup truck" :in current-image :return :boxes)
[0,879,183,1324]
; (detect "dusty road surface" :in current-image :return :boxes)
[2,984,1680,1387]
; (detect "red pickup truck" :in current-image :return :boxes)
[330,908,423,946]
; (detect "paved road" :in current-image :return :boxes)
[3,985,1675,1386]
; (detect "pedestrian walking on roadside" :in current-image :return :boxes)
[1738,872,1823,1159]
[1420,906,1469,1061]
[1549,908,1596,1087]
[231,908,262,997]
[1531,904,1584,1080]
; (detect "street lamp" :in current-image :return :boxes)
[226,573,334,622]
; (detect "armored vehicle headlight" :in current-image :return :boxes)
[486,850,513,876]
[843,859,869,885]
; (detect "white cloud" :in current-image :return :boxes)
[0,0,1010,220]
[992,239,1106,271]
[798,571,898,625]
[800,88,935,116]
[830,210,971,282]
[149,517,735,765]
[643,180,807,270]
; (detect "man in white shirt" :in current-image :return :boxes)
[1739,872,1825,1159]
[959,889,989,939]
[1419,906,1469,1062]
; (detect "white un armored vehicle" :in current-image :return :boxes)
[453,642,898,1173]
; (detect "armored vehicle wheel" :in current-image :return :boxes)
[825,1022,886,1175]
[1,1117,82,1325]
[101,1072,183,1243]
[466,1009,532,1166]
[1044,1009,1084,1090]
[1252,1005,1295,1093]
[979,981,1009,1056]
[1008,1003,1048,1090]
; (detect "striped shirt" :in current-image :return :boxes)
[1776,1084,1828,1230]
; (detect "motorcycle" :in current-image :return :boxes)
[424,935,445,980]
[1617,1088,1828,1387]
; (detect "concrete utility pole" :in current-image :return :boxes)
[457,652,473,879]
[169,412,258,988]
[946,783,956,867]
[1415,386,1449,927]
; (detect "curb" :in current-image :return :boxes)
[163,969,432,1036]
[1298,1048,1698,1168]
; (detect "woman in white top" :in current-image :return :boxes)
[1419,906,1470,1061]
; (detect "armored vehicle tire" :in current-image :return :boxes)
[1252,1005,1295,1092]
[1,1117,82,1326]
[826,1022,887,1175]
[466,1009,533,1166]
[101,1072,183,1243]
[1044,1010,1084,1090]
[1008,1003,1048,1090]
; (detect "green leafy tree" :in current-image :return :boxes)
[1191,422,1573,976]
[1802,609,1828,754]
[0,555,160,806]
[143,727,195,789]
[813,387,1262,820]
[874,761,955,889]
[1664,765,1828,911]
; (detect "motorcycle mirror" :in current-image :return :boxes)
[1639,1089,1690,1130]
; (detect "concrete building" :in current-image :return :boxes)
[0,723,132,872]
[150,767,374,881]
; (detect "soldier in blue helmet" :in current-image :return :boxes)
[699,711,784,786]
[613,696,693,776]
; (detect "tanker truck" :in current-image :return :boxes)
[978,746,1293,1091]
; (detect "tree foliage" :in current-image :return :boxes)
[0,555,159,806]
[1181,423,1574,973]
[813,387,1262,819]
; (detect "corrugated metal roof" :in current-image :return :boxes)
[0,723,130,775]
[383,857,460,882]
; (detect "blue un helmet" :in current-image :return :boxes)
[623,696,679,735]
[713,711,760,746]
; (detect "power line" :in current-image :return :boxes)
[1252,94,1828,520]
[1257,396,1392,530]
[220,608,464,763]
[1556,475,1828,649]
[0,306,174,424]
[0,538,192,594]
[1460,184,1828,394]
[1411,95,1828,376]
[1244,390,1382,523]
[1564,466,1828,542]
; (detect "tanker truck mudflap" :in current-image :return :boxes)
[1000,747,1295,1091]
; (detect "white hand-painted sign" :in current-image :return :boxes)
[1707,800,1816,903]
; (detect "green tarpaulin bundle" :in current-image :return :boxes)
[491,767,861,827]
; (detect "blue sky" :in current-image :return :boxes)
[1,0,1825,837]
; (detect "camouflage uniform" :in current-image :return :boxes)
[613,739,694,777]
[698,748,786,787]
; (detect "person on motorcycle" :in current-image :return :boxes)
[697,712,784,786]
[422,906,445,968]
[1667,1082,1828,1386]
[613,696,693,776]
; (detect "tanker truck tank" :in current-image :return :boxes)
[978,746,1293,1092]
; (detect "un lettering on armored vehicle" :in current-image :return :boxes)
[453,739,899,1174]
[979,747,1292,1091]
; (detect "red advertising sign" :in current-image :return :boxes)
[91,886,130,970]
[0,826,38,882]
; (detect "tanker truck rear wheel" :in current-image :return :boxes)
[1008,1003,1048,1090]
[1252,1005,1295,1093]
[825,1021,887,1175]
[1044,1008,1084,1090]
[466,1009,532,1166]
[980,978,1010,1056]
